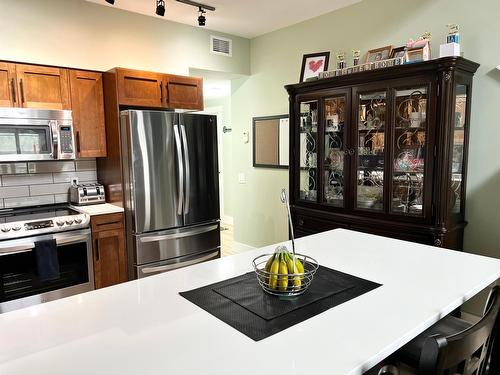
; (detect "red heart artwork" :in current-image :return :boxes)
[308,59,324,73]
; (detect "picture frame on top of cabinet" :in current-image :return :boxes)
[390,46,406,59]
[300,52,330,82]
[366,45,393,63]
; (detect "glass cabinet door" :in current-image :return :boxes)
[323,95,347,207]
[356,92,386,211]
[450,84,467,214]
[298,100,318,202]
[391,87,428,216]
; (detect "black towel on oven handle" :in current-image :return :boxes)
[34,239,60,281]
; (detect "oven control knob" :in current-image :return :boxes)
[66,219,74,225]
[56,220,65,227]
[74,217,83,224]
[12,225,21,231]
[1,225,11,233]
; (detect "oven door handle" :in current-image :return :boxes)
[0,234,90,256]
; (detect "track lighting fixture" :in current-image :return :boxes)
[156,0,166,16]
[105,0,114,4]
[197,7,206,26]
[176,0,215,27]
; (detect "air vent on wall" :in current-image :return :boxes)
[211,35,232,57]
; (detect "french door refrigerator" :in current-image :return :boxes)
[120,110,220,279]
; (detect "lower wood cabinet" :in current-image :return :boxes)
[91,213,127,289]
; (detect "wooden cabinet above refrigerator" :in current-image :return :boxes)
[109,67,204,110]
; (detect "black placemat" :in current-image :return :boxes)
[213,266,354,320]
[180,266,381,341]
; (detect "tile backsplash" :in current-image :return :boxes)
[0,159,98,208]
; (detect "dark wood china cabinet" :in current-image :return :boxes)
[285,57,479,250]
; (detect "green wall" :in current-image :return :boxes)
[0,0,250,75]
[230,0,500,311]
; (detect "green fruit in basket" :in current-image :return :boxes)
[268,255,280,290]
[278,253,289,291]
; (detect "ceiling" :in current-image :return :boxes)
[85,0,361,38]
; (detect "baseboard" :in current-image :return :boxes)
[233,241,255,253]
[221,215,233,226]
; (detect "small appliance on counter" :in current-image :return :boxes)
[70,183,105,206]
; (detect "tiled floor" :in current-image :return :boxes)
[221,224,235,257]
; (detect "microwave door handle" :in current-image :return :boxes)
[180,123,190,214]
[50,120,59,159]
[173,124,184,216]
[140,250,219,274]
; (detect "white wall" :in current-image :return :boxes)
[0,0,250,75]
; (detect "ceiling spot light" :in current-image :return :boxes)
[156,0,166,16]
[198,7,206,26]
[105,0,115,4]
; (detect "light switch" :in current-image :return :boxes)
[242,131,249,144]
[238,173,246,184]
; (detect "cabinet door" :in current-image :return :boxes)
[91,213,127,289]
[0,62,17,107]
[353,88,388,212]
[116,68,163,107]
[297,99,319,203]
[322,92,350,208]
[69,70,107,157]
[15,64,70,109]
[165,75,203,110]
[390,82,434,220]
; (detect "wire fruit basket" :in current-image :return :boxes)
[252,253,319,297]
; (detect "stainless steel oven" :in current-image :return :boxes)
[0,108,75,162]
[0,229,94,313]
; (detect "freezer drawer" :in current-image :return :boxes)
[134,222,220,265]
[135,249,220,279]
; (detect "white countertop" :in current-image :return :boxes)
[1,229,499,375]
[70,203,124,216]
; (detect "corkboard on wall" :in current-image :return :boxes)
[254,119,279,166]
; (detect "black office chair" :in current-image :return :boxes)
[378,285,500,375]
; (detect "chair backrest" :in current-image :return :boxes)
[418,285,500,375]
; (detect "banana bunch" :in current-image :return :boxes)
[264,247,305,291]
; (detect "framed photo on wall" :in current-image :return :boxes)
[366,45,393,63]
[300,52,330,82]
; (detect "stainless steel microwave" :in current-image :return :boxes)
[0,108,75,162]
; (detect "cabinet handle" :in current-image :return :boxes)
[298,219,304,226]
[348,148,355,156]
[96,220,121,226]
[165,81,170,102]
[94,238,100,261]
[19,79,25,104]
[76,131,81,154]
[10,78,16,104]
[159,82,163,103]
[344,150,349,155]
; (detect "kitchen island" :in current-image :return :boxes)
[1,229,499,375]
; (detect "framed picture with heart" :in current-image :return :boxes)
[300,52,330,82]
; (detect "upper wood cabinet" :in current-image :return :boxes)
[0,62,17,107]
[15,64,71,110]
[116,68,163,108]
[165,74,203,110]
[69,70,107,157]
[112,68,204,110]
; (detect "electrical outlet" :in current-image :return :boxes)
[238,173,246,184]
[71,177,79,186]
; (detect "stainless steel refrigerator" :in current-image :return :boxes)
[120,110,220,279]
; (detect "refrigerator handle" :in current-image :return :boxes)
[173,124,184,216]
[180,123,190,214]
